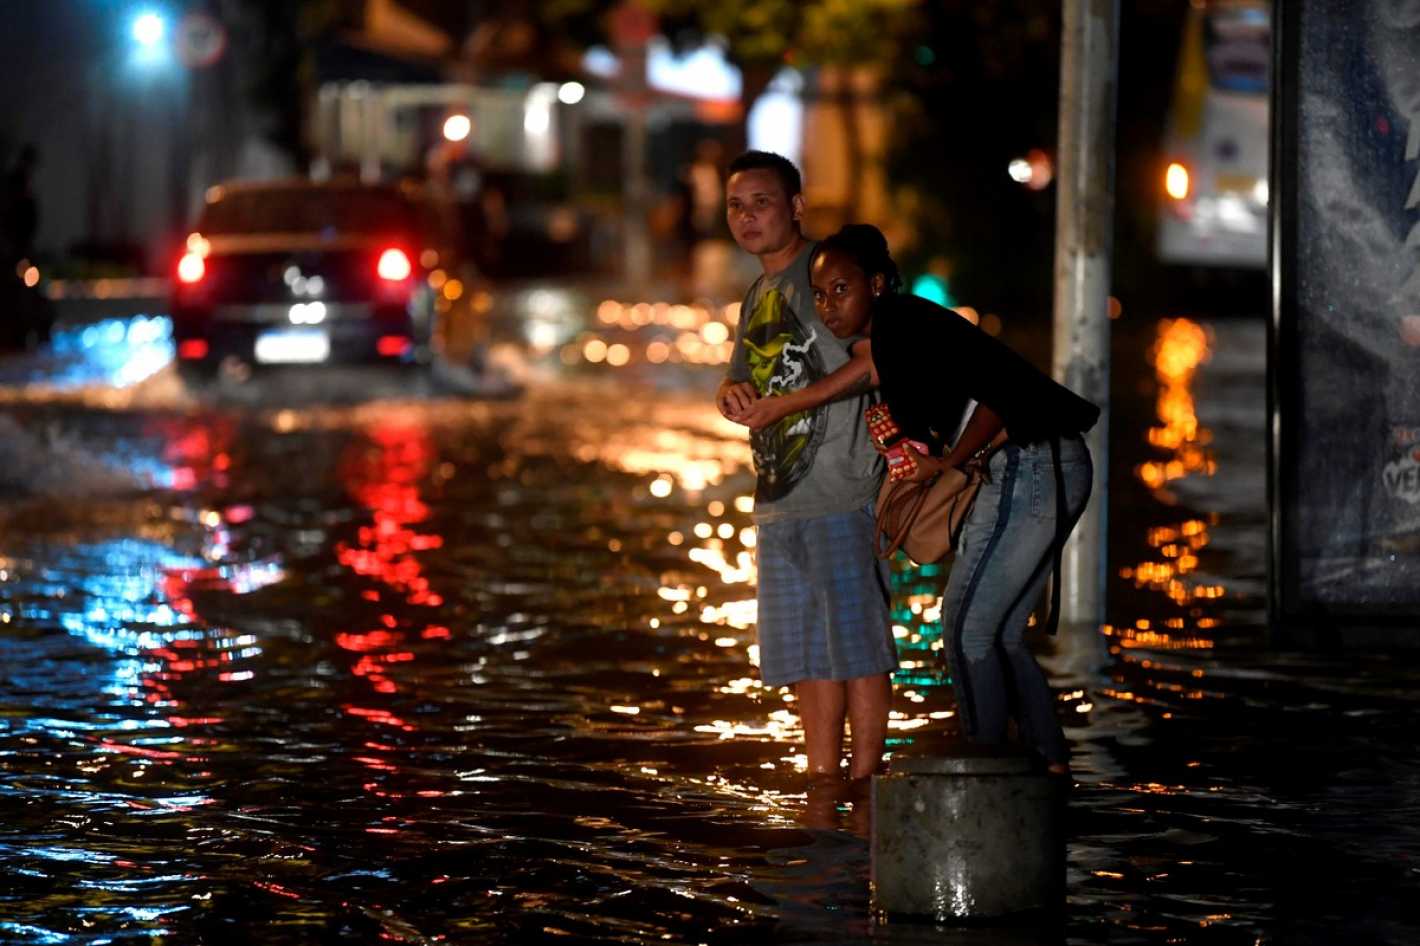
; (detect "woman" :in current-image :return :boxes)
[809,224,1099,776]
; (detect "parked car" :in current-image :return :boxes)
[171,178,468,381]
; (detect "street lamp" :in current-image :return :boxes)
[132,12,166,48]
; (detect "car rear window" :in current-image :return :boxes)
[1206,8,1270,94]
[199,188,418,235]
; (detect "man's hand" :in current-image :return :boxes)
[717,380,758,422]
[736,395,794,431]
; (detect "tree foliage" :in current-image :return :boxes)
[879,0,1062,312]
[648,0,918,96]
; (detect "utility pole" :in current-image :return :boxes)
[611,1,655,290]
[1052,0,1119,632]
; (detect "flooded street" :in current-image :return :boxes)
[1,294,1418,945]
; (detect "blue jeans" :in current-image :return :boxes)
[943,436,1092,765]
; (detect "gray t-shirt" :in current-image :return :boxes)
[726,242,884,523]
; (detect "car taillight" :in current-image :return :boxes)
[377,335,412,358]
[178,339,209,360]
[1165,162,1190,201]
[377,248,412,282]
[177,252,206,283]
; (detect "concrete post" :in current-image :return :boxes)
[1052,0,1120,630]
[871,753,1064,920]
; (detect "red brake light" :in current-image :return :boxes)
[178,339,209,360]
[177,252,206,284]
[377,248,412,281]
[377,335,412,357]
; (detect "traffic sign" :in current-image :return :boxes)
[176,12,227,69]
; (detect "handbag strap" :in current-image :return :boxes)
[876,476,934,559]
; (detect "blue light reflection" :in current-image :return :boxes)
[44,315,174,389]
[9,537,281,719]
[0,923,71,944]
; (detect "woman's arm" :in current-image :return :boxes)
[941,401,1006,469]
[735,340,878,431]
[899,401,1007,482]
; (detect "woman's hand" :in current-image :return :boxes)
[886,448,942,482]
[895,450,945,483]
[717,380,758,423]
[736,395,795,431]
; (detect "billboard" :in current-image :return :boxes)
[1270,0,1420,636]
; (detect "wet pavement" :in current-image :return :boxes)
[1,289,1418,945]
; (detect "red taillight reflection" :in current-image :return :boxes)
[177,252,206,284]
[377,335,412,358]
[377,248,412,282]
[178,339,210,360]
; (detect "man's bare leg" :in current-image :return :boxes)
[795,679,847,778]
[846,673,892,779]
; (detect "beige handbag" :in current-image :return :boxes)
[874,465,981,564]
[873,431,1006,565]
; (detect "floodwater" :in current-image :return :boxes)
[1,293,1417,945]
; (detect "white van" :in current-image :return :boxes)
[1157,1,1270,270]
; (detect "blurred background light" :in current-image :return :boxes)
[647,38,741,101]
[1166,162,1191,200]
[442,114,471,142]
[132,12,166,48]
[747,69,804,169]
[1008,149,1054,190]
[910,273,955,308]
[522,83,559,169]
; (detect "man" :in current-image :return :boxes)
[716,151,894,787]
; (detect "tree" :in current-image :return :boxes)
[232,0,350,167]
[649,0,920,217]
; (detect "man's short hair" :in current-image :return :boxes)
[727,150,802,200]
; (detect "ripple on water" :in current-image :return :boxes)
[1,316,1419,944]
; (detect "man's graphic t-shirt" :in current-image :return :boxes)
[726,243,883,523]
[740,284,828,501]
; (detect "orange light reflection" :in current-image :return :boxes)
[1116,317,1227,655]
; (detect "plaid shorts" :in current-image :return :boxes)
[754,504,897,686]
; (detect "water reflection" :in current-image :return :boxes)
[331,422,452,806]
[0,523,281,939]
[1109,318,1227,651]
[3,305,1419,944]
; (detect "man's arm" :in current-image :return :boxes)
[735,340,877,431]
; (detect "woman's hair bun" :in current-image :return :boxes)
[812,224,902,293]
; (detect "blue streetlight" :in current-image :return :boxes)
[132,12,166,49]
